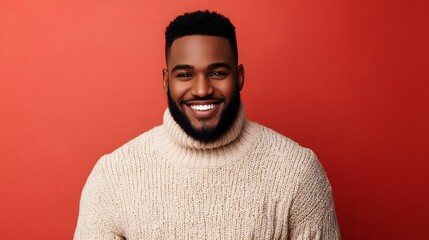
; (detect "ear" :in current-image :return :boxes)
[236,64,245,91]
[162,68,169,94]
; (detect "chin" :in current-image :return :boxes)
[167,88,241,143]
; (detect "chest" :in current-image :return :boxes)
[116,166,293,239]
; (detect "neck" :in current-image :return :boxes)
[152,104,258,167]
[164,105,245,150]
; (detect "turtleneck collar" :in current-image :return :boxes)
[151,104,259,168]
[163,104,246,150]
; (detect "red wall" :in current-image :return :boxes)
[1,0,428,239]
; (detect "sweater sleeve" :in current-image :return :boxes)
[74,156,124,240]
[288,150,341,240]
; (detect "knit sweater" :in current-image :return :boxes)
[74,106,340,239]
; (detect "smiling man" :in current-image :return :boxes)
[75,10,340,239]
[165,34,243,142]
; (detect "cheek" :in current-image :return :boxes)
[214,79,237,100]
[169,82,191,100]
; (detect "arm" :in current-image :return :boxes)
[288,150,341,240]
[74,157,124,240]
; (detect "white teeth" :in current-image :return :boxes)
[190,104,216,111]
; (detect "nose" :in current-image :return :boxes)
[190,75,214,97]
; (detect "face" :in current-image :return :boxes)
[163,35,244,142]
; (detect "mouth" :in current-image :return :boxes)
[190,103,218,111]
[183,100,224,118]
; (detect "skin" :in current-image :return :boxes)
[163,35,245,134]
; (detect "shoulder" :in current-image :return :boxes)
[248,121,328,186]
[89,126,159,180]
[249,121,317,164]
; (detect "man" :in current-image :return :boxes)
[74,10,340,239]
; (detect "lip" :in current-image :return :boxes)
[184,100,224,119]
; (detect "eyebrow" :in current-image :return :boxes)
[207,62,232,71]
[171,64,193,72]
[171,62,232,73]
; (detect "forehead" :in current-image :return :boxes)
[167,35,234,68]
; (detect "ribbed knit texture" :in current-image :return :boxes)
[74,106,340,239]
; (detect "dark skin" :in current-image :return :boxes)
[163,35,245,134]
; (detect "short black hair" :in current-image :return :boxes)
[165,10,238,64]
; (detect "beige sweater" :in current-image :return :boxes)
[74,107,340,239]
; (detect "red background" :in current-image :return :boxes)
[1,0,428,239]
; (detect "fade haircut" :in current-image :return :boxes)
[165,10,238,64]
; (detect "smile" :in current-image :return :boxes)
[190,104,218,111]
[184,101,223,118]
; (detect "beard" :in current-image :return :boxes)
[167,87,241,143]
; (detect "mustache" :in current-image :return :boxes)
[180,96,225,104]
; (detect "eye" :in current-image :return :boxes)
[211,72,226,78]
[176,73,192,78]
